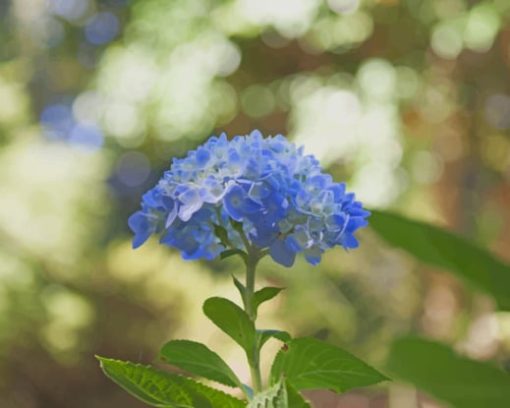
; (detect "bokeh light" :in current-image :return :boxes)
[49,0,90,22]
[85,12,120,45]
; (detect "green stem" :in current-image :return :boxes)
[244,249,263,394]
[245,258,257,320]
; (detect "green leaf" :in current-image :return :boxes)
[257,329,291,349]
[97,356,245,408]
[387,337,510,408]
[230,219,245,234]
[270,337,388,392]
[253,287,284,310]
[232,280,284,319]
[286,383,312,408]
[220,249,247,261]
[232,275,247,300]
[203,297,256,358]
[160,340,241,388]
[247,380,311,408]
[370,210,510,310]
[213,224,230,247]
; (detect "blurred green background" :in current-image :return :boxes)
[1,0,510,407]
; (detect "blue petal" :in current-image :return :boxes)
[178,188,203,221]
[165,201,178,228]
[128,211,153,249]
[250,220,278,247]
[285,226,312,252]
[345,217,368,234]
[161,226,200,255]
[304,247,322,265]
[224,185,261,221]
[340,233,359,249]
[195,147,211,167]
[228,148,242,164]
[329,183,346,201]
[200,177,226,204]
[248,182,271,203]
[270,239,296,267]
[249,129,263,140]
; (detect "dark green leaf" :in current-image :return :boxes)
[203,297,256,358]
[213,224,230,247]
[232,275,247,300]
[270,337,388,392]
[230,219,244,234]
[232,281,284,319]
[160,340,241,388]
[220,249,247,261]
[286,383,311,408]
[370,210,510,310]
[387,337,510,408]
[97,356,245,408]
[253,287,284,310]
[257,329,291,349]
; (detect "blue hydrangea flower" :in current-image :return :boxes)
[128,130,370,267]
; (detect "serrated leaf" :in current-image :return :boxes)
[253,287,284,310]
[270,337,388,393]
[370,210,510,310]
[160,340,241,388]
[247,380,287,408]
[203,297,256,358]
[247,380,311,408]
[97,356,245,408]
[387,337,510,408]
[257,329,291,349]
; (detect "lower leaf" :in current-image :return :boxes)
[159,340,241,388]
[286,383,312,408]
[387,337,510,408]
[97,356,245,408]
[270,337,388,393]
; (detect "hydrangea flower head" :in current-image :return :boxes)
[128,130,370,267]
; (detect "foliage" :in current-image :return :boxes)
[387,337,510,408]
[160,340,242,388]
[101,289,388,405]
[370,210,510,310]
[97,357,246,408]
[270,337,388,392]
[371,211,510,407]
